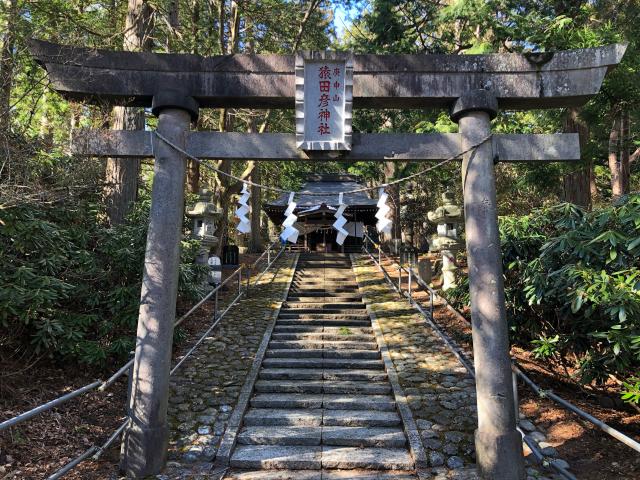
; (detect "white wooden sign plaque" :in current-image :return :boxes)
[296,51,353,151]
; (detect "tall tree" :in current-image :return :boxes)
[562,107,593,209]
[0,0,18,132]
[103,0,154,225]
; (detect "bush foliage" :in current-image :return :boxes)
[447,195,640,399]
[1,198,206,367]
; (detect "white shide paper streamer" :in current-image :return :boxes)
[235,183,251,234]
[280,192,299,243]
[332,192,349,245]
[376,187,392,234]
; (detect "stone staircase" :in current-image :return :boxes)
[225,253,416,479]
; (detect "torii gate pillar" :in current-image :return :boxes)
[452,90,525,479]
[120,90,199,477]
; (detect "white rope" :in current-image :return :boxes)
[153,131,492,197]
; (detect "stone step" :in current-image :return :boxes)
[276,319,371,327]
[238,426,321,446]
[265,349,381,360]
[323,394,396,411]
[273,326,372,334]
[278,314,371,320]
[323,381,392,395]
[271,333,375,342]
[321,471,416,480]
[230,445,321,470]
[250,393,395,411]
[236,426,405,449]
[225,470,416,479]
[281,303,366,310]
[269,337,378,350]
[224,470,322,480]
[259,368,388,382]
[230,444,412,470]
[293,273,354,278]
[286,296,363,303]
[243,408,322,426]
[294,265,352,269]
[278,313,369,321]
[262,357,383,368]
[255,380,323,394]
[277,313,371,328]
[287,292,361,298]
[323,410,401,427]
[259,368,324,381]
[268,340,378,350]
[322,447,414,470]
[255,380,391,395]
[322,426,407,448]
[289,288,359,294]
[251,393,324,409]
[291,282,357,288]
[291,272,354,276]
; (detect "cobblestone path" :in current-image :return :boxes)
[352,254,565,480]
[162,253,297,479]
[224,253,417,480]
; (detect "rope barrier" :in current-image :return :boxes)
[153,130,493,197]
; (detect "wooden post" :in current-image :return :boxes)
[120,90,198,478]
[451,90,524,480]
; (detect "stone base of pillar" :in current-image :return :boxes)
[120,419,169,478]
[474,429,524,479]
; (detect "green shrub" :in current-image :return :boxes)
[0,198,206,367]
[445,196,640,402]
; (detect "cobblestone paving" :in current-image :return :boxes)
[352,256,476,478]
[161,254,296,479]
[352,255,562,480]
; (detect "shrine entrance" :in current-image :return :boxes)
[264,174,376,253]
[30,39,626,479]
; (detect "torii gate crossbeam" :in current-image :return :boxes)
[30,40,626,480]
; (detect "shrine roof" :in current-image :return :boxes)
[265,174,377,210]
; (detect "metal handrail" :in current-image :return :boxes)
[0,381,103,432]
[363,236,640,465]
[359,236,579,480]
[44,248,290,479]
[362,233,435,319]
[514,363,640,454]
[0,246,284,433]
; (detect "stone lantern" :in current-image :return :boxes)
[427,189,463,290]
[186,189,221,265]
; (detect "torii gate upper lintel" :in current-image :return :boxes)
[29,39,627,480]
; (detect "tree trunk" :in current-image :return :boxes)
[104,0,153,225]
[561,107,592,209]
[167,0,179,51]
[620,108,630,194]
[0,0,18,132]
[608,111,623,199]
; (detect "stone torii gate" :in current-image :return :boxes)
[30,39,625,479]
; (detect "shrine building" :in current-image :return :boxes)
[264,174,377,252]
